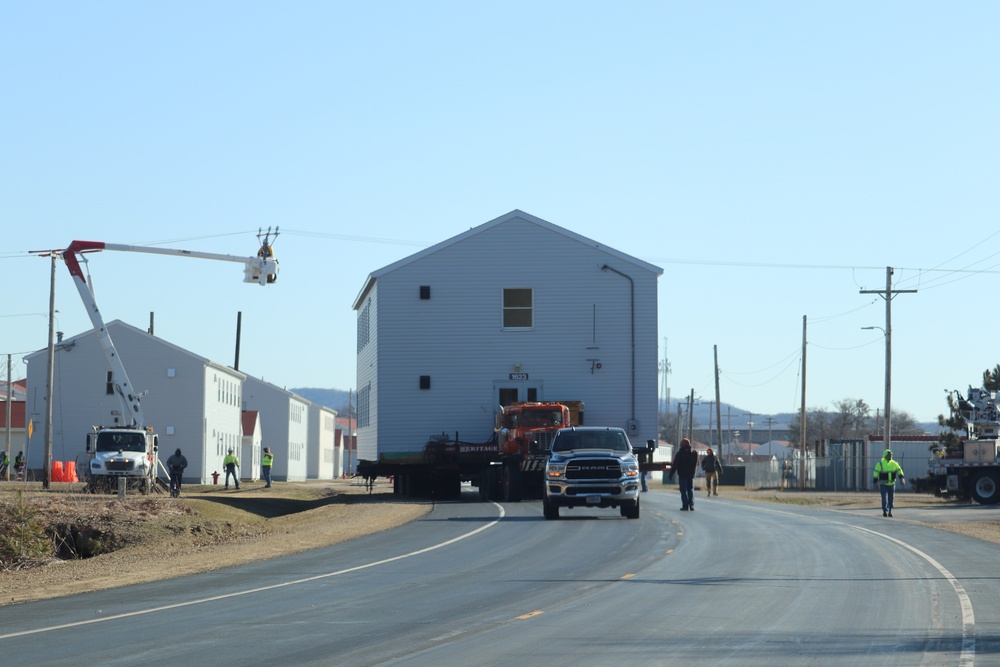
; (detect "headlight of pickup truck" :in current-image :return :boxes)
[623,460,639,477]
[547,463,566,478]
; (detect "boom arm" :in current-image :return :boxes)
[61,231,279,428]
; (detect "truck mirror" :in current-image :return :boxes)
[646,439,657,451]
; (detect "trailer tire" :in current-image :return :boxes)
[436,474,461,499]
[485,466,501,501]
[543,497,559,520]
[503,463,522,502]
[970,471,1000,505]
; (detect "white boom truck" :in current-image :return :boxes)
[62,229,279,494]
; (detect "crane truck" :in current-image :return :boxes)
[59,229,279,494]
[922,385,1000,504]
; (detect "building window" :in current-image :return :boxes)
[419,285,431,300]
[358,299,371,352]
[503,288,533,329]
[358,383,371,428]
[419,375,431,390]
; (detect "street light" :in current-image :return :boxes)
[863,325,890,451]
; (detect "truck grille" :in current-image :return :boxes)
[566,459,622,480]
[106,459,135,472]
[566,486,622,496]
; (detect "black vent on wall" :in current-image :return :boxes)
[419,375,431,390]
[419,285,431,300]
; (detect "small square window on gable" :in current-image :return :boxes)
[419,375,431,390]
[419,285,431,300]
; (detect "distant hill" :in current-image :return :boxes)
[290,388,353,415]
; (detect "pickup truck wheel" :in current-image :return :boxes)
[543,498,559,520]
[970,471,1000,505]
[621,498,640,519]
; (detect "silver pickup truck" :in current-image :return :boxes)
[542,426,642,519]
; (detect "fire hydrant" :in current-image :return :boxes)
[212,470,220,485]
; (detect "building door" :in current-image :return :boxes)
[495,381,543,407]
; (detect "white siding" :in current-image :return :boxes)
[307,404,338,479]
[24,321,245,485]
[203,368,248,482]
[242,376,309,481]
[355,212,662,463]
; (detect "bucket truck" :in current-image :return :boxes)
[60,229,279,494]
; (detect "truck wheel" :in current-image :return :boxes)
[485,466,501,502]
[970,471,1000,505]
[503,463,522,502]
[621,498,640,519]
[543,497,559,520]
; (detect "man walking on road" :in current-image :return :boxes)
[669,438,699,511]
[701,447,723,497]
[873,449,905,517]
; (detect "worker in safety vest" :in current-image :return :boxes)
[873,449,905,517]
[261,447,273,488]
[223,449,240,490]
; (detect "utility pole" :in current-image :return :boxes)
[660,337,671,414]
[347,389,354,477]
[5,354,11,481]
[686,388,695,440]
[799,315,807,490]
[714,345,722,458]
[44,252,58,490]
[860,267,917,457]
[765,416,775,457]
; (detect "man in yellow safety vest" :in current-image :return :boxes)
[873,449,905,517]
[223,449,240,490]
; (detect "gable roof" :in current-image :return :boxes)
[241,410,260,436]
[23,320,246,380]
[353,209,663,310]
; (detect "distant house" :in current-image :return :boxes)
[24,320,245,484]
[242,376,309,481]
[0,380,27,458]
[307,403,338,480]
[241,410,263,482]
[352,210,663,464]
[336,416,357,477]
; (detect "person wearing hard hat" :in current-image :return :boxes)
[261,447,274,488]
[873,449,905,517]
[223,449,240,490]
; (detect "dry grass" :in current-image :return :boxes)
[0,479,430,606]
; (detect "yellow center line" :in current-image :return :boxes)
[620,573,636,579]
[516,611,544,620]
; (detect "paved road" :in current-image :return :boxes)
[1,489,998,666]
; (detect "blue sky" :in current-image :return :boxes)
[3,2,999,424]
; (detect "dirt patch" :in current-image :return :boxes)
[0,479,430,607]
